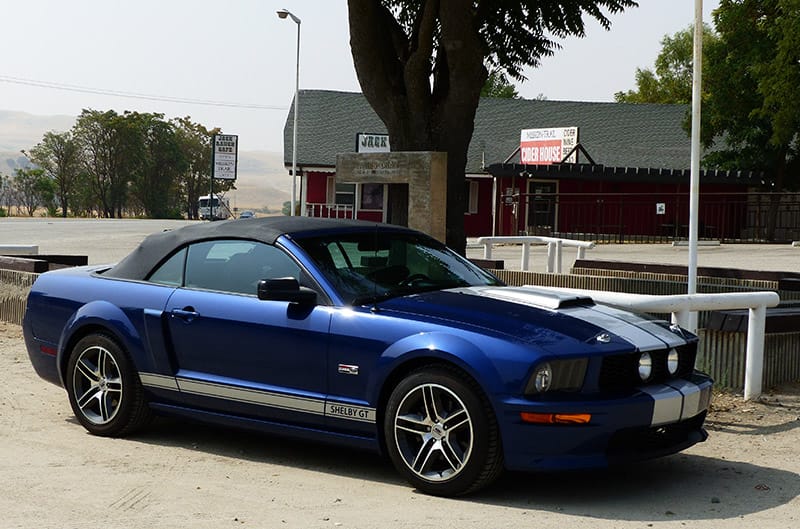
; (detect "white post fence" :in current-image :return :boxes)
[534,287,780,401]
[476,236,595,273]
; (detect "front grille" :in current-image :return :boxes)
[598,342,698,392]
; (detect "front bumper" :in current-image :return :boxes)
[499,373,713,472]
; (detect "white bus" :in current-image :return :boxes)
[198,194,230,220]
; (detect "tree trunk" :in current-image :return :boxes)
[348,0,486,254]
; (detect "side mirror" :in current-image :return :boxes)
[258,277,317,305]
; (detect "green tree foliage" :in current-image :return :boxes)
[701,0,800,191]
[26,111,228,219]
[68,171,97,218]
[13,167,54,216]
[73,109,131,218]
[481,71,520,99]
[347,0,637,251]
[0,173,12,215]
[125,112,187,218]
[614,24,719,104]
[27,131,81,217]
[172,117,232,220]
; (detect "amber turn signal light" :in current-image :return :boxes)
[520,412,591,425]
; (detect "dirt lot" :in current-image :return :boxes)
[1,321,798,529]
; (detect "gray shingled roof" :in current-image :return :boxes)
[283,90,700,173]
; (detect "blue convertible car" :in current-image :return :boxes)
[24,217,712,496]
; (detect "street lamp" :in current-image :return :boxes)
[277,8,301,216]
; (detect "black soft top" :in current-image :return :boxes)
[105,216,414,280]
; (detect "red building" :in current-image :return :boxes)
[283,90,761,240]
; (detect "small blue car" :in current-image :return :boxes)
[23,217,712,496]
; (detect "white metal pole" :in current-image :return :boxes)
[687,0,704,332]
[291,17,300,216]
[744,305,766,400]
[278,9,301,217]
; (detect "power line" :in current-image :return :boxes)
[0,75,287,110]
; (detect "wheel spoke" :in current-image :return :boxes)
[422,385,439,422]
[97,348,109,378]
[442,408,469,432]
[440,439,464,472]
[411,437,438,474]
[99,392,114,421]
[77,385,101,410]
[396,414,429,435]
[75,357,99,384]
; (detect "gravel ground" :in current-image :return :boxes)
[1,320,798,529]
[1,217,799,527]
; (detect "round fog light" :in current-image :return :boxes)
[638,352,653,381]
[533,362,552,393]
[667,348,679,375]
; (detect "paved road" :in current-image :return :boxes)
[1,217,797,273]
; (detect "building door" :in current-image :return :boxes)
[526,180,558,234]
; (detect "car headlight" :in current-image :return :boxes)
[638,352,653,381]
[525,358,587,395]
[667,348,679,375]
[531,363,552,393]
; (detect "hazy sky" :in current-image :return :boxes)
[0,0,719,153]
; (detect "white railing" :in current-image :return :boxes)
[476,236,595,273]
[305,203,355,219]
[533,286,781,401]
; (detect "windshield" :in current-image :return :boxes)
[294,231,502,305]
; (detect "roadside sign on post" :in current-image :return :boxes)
[213,134,238,180]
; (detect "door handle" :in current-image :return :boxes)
[171,307,199,322]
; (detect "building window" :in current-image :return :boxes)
[360,183,384,210]
[335,183,356,205]
[465,180,479,214]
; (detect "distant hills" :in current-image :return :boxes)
[0,110,290,212]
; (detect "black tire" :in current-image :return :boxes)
[65,333,152,437]
[384,366,504,496]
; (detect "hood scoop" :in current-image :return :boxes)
[475,287,595,310]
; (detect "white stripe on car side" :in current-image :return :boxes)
[139,372,376,423]
[139,373,179,390]
[177,378,325,415]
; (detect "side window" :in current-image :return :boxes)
[184,240,301,295]
[148,248,187,286]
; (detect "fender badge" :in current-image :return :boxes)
[338,364,359,375]
[595,333,612,343]
[669,324,685,336]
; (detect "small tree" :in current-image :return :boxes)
[28,131,81,217]
[173,117,232,220]
[0,173,11,216]
[13,168,54,216]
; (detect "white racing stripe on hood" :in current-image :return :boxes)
[470,286,676,351]
[591,303,689,348]
[560,305,668,350]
